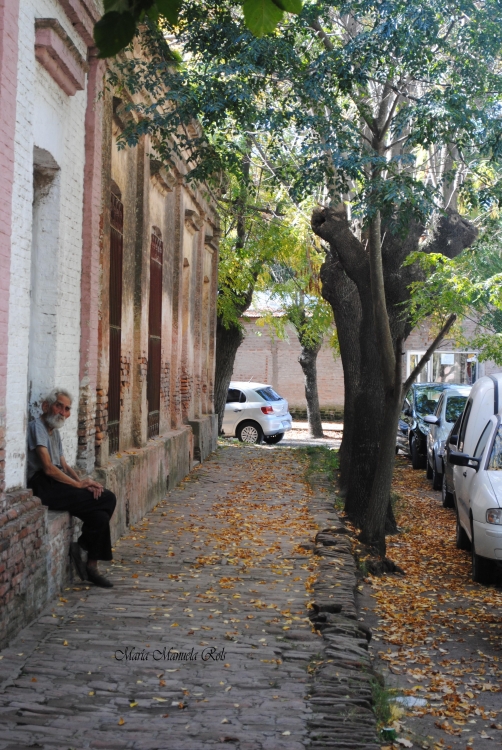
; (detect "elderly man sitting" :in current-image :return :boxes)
[27,388,116,588]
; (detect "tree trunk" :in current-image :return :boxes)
[359,340,403,554]
[319,249,361,493]
[312,205,477,551]
[298,342,324,438]
[214,317,244,434]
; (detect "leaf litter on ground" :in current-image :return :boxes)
[362,456,502,749]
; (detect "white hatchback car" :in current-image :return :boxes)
[449,373,502,584]
[222,382,292,444]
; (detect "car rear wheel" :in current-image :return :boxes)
[471,526,492,585]
[410,435,425,470]
[236,421,263,445]
[263,433,284,444]
[432,456,442,490]
[455,507,471,551]
[441,467,454,508]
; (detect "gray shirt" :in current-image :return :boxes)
[27,417,64,480]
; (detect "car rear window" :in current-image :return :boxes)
[254,387,282,402]
[445,395,467,423]
[415,386,444,416]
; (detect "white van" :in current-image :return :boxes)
[449,373,502,584]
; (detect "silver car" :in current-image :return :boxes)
[423,386,471,490]
[222,382,293,444]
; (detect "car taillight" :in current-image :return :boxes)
[261,405,273,414]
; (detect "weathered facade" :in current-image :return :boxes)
[233,313,499,419]
[0,0,218,647]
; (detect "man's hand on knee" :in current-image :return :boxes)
[80,478,104,499]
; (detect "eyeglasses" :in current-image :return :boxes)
[55,401,72,413]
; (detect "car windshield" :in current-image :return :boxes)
[254,387,282,402]
[415,386,444,416]
[445,396,467,423]
[488,425,502,471]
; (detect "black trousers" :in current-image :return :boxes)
[28,471,116,561]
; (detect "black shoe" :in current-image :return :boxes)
[70,542,87,581]
[86,566,113,588]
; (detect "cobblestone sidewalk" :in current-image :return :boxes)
[0,444,377,750]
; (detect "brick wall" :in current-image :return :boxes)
[232,316,501,415]
[0,490,82,647]
[0,2,20,476]
[5,0,90,490]
[0,0,102,648]
[77,52,105,474]
[0,7,221,647]
[232,319,345,411]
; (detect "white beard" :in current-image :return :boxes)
[46,413,65,429]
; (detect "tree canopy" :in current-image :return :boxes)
[109,0,502,551]
[407,220,502,365]
[94,0,302,57]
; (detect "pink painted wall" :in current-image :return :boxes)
[0,0,19,401]
[0,0,20,494]
[79,52,105,385]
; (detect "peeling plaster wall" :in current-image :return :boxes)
[5,0,88,490]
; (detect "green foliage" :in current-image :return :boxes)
[406,220,502,363]
[253,206,335,351]
[217,208,286,329]
[243,0,283,37]
[109,0,502,230]
[370,678,394,730]
[214,158,317,332]
[106,0,502,366]
[94,0,302,57]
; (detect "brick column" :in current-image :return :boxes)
[192,214,204,419]
[207,231,219,414]
[77,51,105,474]
[0,0,20,503]
[170,183,184,429]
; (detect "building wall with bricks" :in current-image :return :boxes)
[4,0,91,491]
[0,2,219,647]
[232,317,345,417]
[232,314,499,418]
[0,0,21,500]
[0,0,101,648]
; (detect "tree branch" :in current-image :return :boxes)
[309,20,334,51]
[379,90,400,141]
[249,135,310,218]
[402,313,457,395]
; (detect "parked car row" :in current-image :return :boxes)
[399,375,502,585]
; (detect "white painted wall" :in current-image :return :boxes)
[5,0,88,489]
